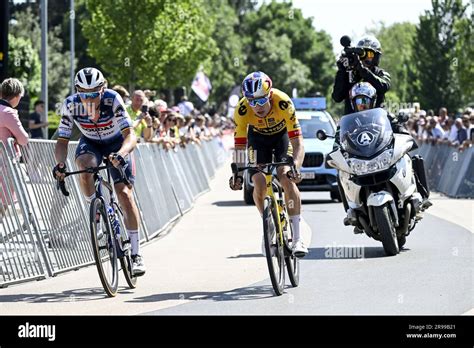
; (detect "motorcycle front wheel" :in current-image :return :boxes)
[374,204,399,256]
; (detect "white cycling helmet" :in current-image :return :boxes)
[75,67,106,90]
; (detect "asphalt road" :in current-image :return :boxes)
[146,192,473,315]
[0,162,472,315]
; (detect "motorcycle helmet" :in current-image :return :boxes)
[356,35,382,67]
[350,82,377,111]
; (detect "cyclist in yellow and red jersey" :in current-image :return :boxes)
[229,71,308,257]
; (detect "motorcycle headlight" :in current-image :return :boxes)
[348,149,393,175]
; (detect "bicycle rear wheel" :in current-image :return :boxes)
[90,198,119,297]
[263,197,285,296]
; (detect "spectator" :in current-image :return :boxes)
[469,113,474,141]
[112,85,130,105]
[144,89,156,101]
[28,100,49,139]
[177,96,194,116]
[453,118,467,145]
[0,78,29,150]
[438,107,448,126]
[441,117,455,142]
[0,78,29,217]
[426,109,434,117]
[428,116,445,140]
[126,90,152,141]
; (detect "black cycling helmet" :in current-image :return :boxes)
[356,35,382,67]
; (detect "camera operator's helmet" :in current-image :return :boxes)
[241,71,272,99]
[75,67,106,90]
[356,35,382,66]
[350,82,377,111]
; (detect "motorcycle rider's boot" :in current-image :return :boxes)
[353,226,363,234]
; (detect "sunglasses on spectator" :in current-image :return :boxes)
[78,91,101,99]
[248,96,269,107]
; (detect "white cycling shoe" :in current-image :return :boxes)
[132,254,146,277]
[292,239,308,258]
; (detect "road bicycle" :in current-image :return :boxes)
[57,159,137,297]
[231,160,299,296]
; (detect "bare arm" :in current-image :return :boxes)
[289,136,305,170]
[54,138,69,164]
[118,128,137,156]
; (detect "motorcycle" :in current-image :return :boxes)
[317,108,430,256]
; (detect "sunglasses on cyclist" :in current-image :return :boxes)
[248,96,269,107]
[354,96,372,109]
[78,91,101,99]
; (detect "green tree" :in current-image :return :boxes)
[453,16,474,106]
[242,1,335,97]
[204,0,247,107]
[82,0,218,91]
[414,0,468,111]
[10,7,75,105]
[7,34,41,97]
[369,22,419,106]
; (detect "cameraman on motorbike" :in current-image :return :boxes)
[332,35,391,115]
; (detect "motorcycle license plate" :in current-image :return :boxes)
[301,172,315,179]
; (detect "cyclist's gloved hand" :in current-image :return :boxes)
[286,168,302,184]
[229,175,243,190]
[52,162,66,181]
[109,152,127,169]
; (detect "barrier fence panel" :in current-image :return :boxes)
[133,144,179,239]
[14,140,94,276]
[414,142,473,199]
[0,141,47,287]
[0,136,230,287]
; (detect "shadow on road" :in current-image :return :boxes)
[227,253,263,259]
[304,246,391,260]
[0,286,133,303]
[212,200,248,207]
[301,199,336,205]
[127,285,276,304]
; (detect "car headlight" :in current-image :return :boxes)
[347,149,393,175]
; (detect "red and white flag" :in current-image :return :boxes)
[191,71,212,102]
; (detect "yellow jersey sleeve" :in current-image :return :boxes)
[233,98,249,146]
[273,90,302,139]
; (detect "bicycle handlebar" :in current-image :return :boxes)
[231,158,297,177]
[56,162,129,197]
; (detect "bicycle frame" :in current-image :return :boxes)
[264,172,285,246]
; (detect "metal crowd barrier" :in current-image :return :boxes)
[414,143,473,198]
[0,136,230,288]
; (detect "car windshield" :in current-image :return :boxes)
[339,108,393,158]
[298,112,335,139]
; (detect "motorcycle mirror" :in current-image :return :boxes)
[316,130,327,140]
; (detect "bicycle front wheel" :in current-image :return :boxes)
[284,223,300,287]
[263,197,285,296]
[90,198,119,297]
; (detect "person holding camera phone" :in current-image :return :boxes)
[126,90,153,142]
[332,35,391,115]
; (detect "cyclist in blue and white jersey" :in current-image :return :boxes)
[53,67,147,276]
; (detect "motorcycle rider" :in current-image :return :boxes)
[338,82,431,230]
[332,35,391,115]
